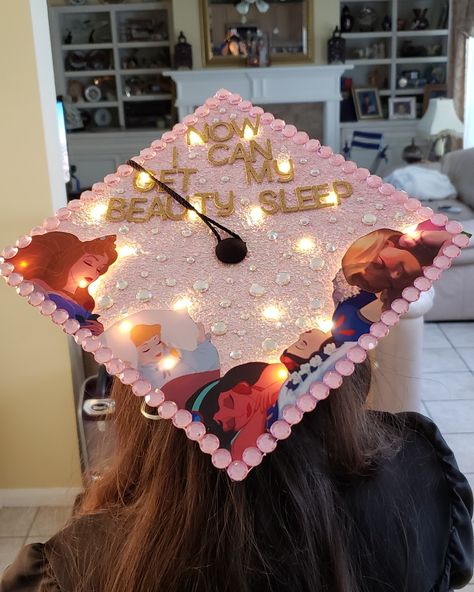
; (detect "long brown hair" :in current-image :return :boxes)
[73,360,401,592]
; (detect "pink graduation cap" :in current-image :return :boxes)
[1,88,469,481]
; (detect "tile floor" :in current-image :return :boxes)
[1,322,473,586]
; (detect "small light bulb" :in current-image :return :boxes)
[297,237,315,252]
[19,261,28,268]
[90,203,108,221]
[320,191,338,206]
[119,320,133,334]
[189,130,205,146]
[134,171,155,191]
[263,305,281,320]
[160,355,178,371]
[243,125,254,141]
[277,158,291,174]
[249,206,264,224]
[78,279,88,288]
[318,319,334,333]
[173,297,192,311]
[277,367,289,381]
[117,245,136,258]
[403,224,420,239]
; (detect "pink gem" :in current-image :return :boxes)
[358,334,378,350]
[227,460,249,481]
[256,433,277,453]
[31,226,46,235]
[158,400,178,419]
[212,448,232,469]
[121,368,139,384]
[296,394,317,412]
[346,345,367,363]
[63,319,80,335]
[117,164,134,176]
[250,106,264,116]
[2,246,18,259]
[309,381,330,400]
[161,131,176,143]
[7,272,23,287]
[43,217,60,231]
[40,300,57,316]
[57,207,72,220]
[105,358,125,375]
[271,118,285,131]
[379,182,395,195]
[228,93,242,104]
[366,175,382,188]
[391,190,408,204]
[139,148,156,160]
[195,105,210,118]
[104,174,121,186]
[445,220,463,235]
[0,262,14,276]
[74,328,92,344]
[418,206,433,218]
[67,199,82,211]
[431,213,449,227]
[206,97,219,109]
[173,123,187,136]
[453,233,470,248]
[172,409,193,428]
[380,310,400,326]
[414,276,432,291]
[424,266,441,280]
[342,160,357,174]
[391,298,409,314]
[370,321,389,338]
[92,182,107,193]
[238,100,252,111]
[404,198,421,211]
[293,131,309,145]
[150,140,166,151]
[354,167,370,180]
[16,235,32,248]
[200,433,220,454]
[81,191,95,202]
[260,112,274,125]
[95,347,114,364]
[335,359,355,376]
[282,124,297,137]
[82,337,101,352]
[18,281,35,297]
[318,145,333,158]
[323,371,343,389]
[329,154,345,166]
[145,388,165,407]
[242,447,263,467]
[182,115,198,126]
[131,380,151,397]
[28,291,45,307]
[306,139,321,152]
[130,156,145,166]
[433,255,451,270]
[443,244,461,258]
[282,405,303,425]
[185,421,206,441]
[270,420,291,440]
[215,88,230,100]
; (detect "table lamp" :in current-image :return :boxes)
[418,98,464,159]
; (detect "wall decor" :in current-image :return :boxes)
[352,88,383,120]
[389,97,416,120]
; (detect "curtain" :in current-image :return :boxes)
[448,0,474,120]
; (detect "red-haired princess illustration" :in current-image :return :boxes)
[9,231,117,334]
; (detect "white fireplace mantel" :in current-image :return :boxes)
[164,65,352,153]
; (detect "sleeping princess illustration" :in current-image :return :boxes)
[9,231,117,334]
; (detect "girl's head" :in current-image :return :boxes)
[342,228,421,294]
[281,328,332,371]
[130,323,180,366]
[10,232,117,310]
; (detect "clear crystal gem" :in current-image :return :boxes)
[310,258,325,270]
[299,157,308,164]
[230,350,242,360]
[347,226,355,234]
[116,280,128,290]
[249,283,266,297]
[219,107,226,113]
[299,217,310,226]
[182,229,192,237]
[193,280,209,293]
[151,228,160,235]
[140,271,149,278]
[357,197,365,203]
[310,168,320,176]
[326,243,337,253]
[115,187,125,194]
[240,312,250,320]
[276,272,290,286]
[303,279,311,286]
[156,254,168,262]
[295,317,310,330]
[267,231,278,241]
[188,152,197,160]
[375,203,385,210]
[362,213,377,226]
[240,198,250,206]
[237,330,246,337]
[229,113,237,120]
[220,299,232,308]
[212,117,219,123]
[226,277,234,284]
[186,257,195,264]
[282,251,293,259]
[262,338,278,352]
[211,322,227,336]
[97,295,114,310]
[136,289,152,302]
[165,278,177,287]
[329,216,337,224]
[199,177,206,184]
[309,298,322,310]
[119,225,129,234]
[221,175,230,183]
[249,264,257,272]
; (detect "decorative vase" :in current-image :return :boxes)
[402,138,423,164]
[340,6,354,33]
[358,7,377,32]
[382,15,392,31]
[412,9,429,30]
[327,27,346,64]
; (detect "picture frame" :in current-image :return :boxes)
[423,84,447,114]
[352,88,383,120]
[388,97,417,120]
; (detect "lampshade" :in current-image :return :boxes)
[418,98,464,138]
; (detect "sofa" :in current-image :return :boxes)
[422,148,474,321]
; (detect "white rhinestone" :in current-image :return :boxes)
[240,198,250,206]
[303,279,311,286]
[230,350,242,360]
[249,283,266,298]
[262,338,278,352]
[220,299,232,308]
[212,117,219,123]
[182,229,192,237]
[299,217,310,226]
[156,254,168,262]
[326,243,337,253]
[249,265,257,272]
[395,211,404,220]
[119,307,129,316]
[237,329,246,337]
[221,175,230,183]
[97,295,114,310]
[276,272,290,286]
[151,228,160,235]
[356,197,365,203]
[310,258,325,271]
[199,178,206,185]
[219,107,227,114]
[136,289,152,302]
[295,317,310,330]
[362,213,377,226]
[309,298,322,310]
[299,157,308,164]
[267,231,278,241]
[347,226,355,234]
[186,257,195,264]
[140,271,149,278]
[211,322,227,336]
[188,152,197,160]
[282,251,293,259]
[329,216,337,224]
[226,277,234,284]
[240,312,250,320]
[375,203,385,210]
[119,224,129,234]
[193,280,209,293]
[310,169,320,176]
[115,187,125,194]
[165,278,177,287]
[116,280,128,290]
[229,113,237,120]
